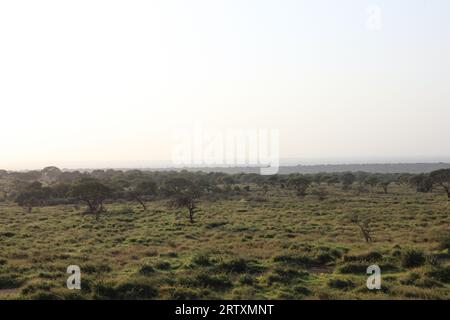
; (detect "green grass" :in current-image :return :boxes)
[0,184,449,299]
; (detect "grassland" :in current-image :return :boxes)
[0,184,449,299]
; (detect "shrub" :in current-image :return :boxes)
[273,254,315,267]
[94,279,158,300]
[328,278,355,290]
[29,291,61,300]
[426,266,450,283]
[401,250,426,268]
[238,275,255,286]
[218,258,264,274]
[83,264,112,274]
[184,274,232,291]
[191,254,212,267]
[338,262,368,274]
[339,262,398,274]
[171,288,200,300]
[138,264,155,276]
[0,275,24,289]
[114,280,158,299]
[343,251,383,263]
[438,234,450,250]
[293,285,311,296]
[155,261,171,270]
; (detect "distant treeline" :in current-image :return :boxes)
[0,166,449,222]
[145,163,450,174]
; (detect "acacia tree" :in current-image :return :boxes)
[350,214,373,243]
[365,175,379,189]
[379,177,393,194]
[70,179,112,220]
[409,174,433,193]
[15,182,50,213]
[128,179,158,210]
[164,177,202,223]
[341,173,356,190]
[430,169,450,200]
[287,175,311,197]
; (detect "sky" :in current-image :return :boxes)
[0,0,449,170]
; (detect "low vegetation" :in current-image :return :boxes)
[0,167,449,299]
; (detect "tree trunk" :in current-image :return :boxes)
[137,198,146,210]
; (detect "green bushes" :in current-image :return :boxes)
[438,234,450,250]
[191,254,212,267]
[170,288,200,300]
[181,274,232,291]
[218,258,264,274]
[328,278,355,290]
[93,279,158,299]
[426,266,450,283]
[343,251,383,263]
[338,262,368,274]
[155,261,171,270]
[401,250,426,268]
[138,264,155,276]
[0,274,24,289]
[83,263,112,274]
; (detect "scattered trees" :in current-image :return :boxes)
[4,166,450,224]
[341,173,356,190]
[409,174,433,193]
[287,175,311,197]
[430,169,450,200]
[164,178,202,223]
[350,214,373,243]
[15,182,50,213]
[379,178,393,194]
[128,179,158,210]
[70,179,112,220]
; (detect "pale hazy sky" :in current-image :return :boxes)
[0,0,449,170]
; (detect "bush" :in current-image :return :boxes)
[401,250,426,268]
[426,266,450,283]
[338,262,368,274]
[138,264,155,276]
[191,254,212,267]
[328,278,355,290]
[438,234,450,250]
[293,285,311,296]
[155,261,171,270]
[171,288,200,300]
[0,275,24,289]
[184,274,232,291]
[114,280,158,299]
[94,279,158,300]
[238,275,255,286]
[29,291,62,300]
[339,262,398,274]
[218,258,264,274]
[343,251,383,263]
[273,254,315,266]
[83,264,112,274]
